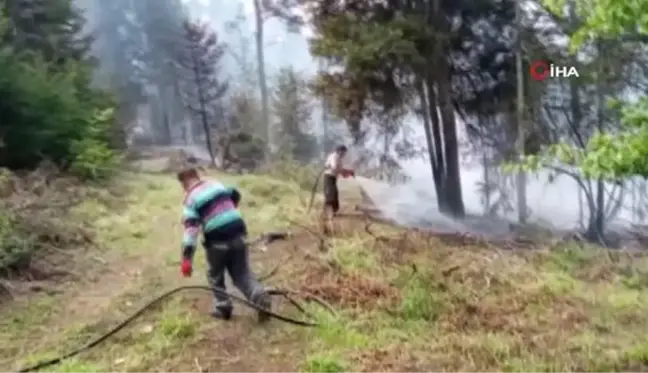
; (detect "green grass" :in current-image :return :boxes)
[302,354,346,373]
[4,169,648,371]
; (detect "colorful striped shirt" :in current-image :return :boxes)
[181,180,242,258]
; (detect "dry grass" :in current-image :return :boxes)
[0,165,129,300]
[295,260,400,309]
[2,167,648,372]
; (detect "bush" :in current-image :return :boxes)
[69,108,122,180]
[264,159,321,191]
[0,167,101,275]
[216,131,266,172]
[0,211,32,274]
[0,53,119,179]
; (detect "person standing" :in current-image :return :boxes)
[322,145,355,230]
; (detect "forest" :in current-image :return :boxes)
[3,0,648,371]
[0,0,647,258]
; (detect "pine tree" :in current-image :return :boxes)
[90,0,190,145]
[3,0,92,63]
[272,67,317,162]
[177,19,228,166]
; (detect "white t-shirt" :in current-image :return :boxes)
[324,152,343,176]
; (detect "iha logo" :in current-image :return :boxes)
[529,60,579,81]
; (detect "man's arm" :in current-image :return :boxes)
[181,204,200,260]
[336,155,354,178]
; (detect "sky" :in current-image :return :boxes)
[183,0,316,75]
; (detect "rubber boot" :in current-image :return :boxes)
[211,302,232,320]
[252,290,272,323]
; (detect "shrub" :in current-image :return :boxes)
[0,211,32,274]
[264,159,321,191]
[0,54,119,179]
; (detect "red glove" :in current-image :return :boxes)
[180,259,193,277]
[342,169,355,178]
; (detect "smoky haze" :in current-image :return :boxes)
[354,133,643,246]
[75,0,647,245]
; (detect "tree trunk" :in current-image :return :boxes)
[437,69,465,217]
[578,185,584,228]
[632,180,637,222]
[585,180,606,243]
[427,0,464,218]
[191,53,215,167]
[163,110,172,145]
[253,0,271,158]
[200,107,215,167]
[417,79,444,206]
[585,39,609,244]
[604,185,624,222]
[483,149,491,215]
[423,77,448,211]
[514,0,528,223]
[172,75,192,145]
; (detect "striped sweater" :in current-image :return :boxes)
[181,180,242,259]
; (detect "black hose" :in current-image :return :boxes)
[18,232,314,372]
[18,285,324,372]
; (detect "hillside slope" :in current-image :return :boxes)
[3,170,648,372]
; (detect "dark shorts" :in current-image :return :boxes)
[323,174,339,213]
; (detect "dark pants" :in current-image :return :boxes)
[204,224,267,314]
[323,174,339,213]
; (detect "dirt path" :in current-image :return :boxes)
[3,172,333,372]
[1,180,185,369]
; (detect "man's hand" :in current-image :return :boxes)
[180,258,193,277]
[342,169,355,178]
[231,188,241,207]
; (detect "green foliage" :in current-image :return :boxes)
[3,0,93,63]
[527,0,648,180]
[265,159,320,191]
[272,67,318,163]
[309,14,422,127]
[0,212,32,273]
[302,354,345,373]
[217,131,266,172]
[543,0,648,49]
[399,274,444,321]
[0,3,118,282]
[578,106,648,179]
[0,54,118,179]
[69,109,122,180]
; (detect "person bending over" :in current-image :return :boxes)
[177,166,271,322]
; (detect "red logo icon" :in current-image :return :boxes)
[529,60,550,81]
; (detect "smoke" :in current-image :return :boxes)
[355,176,514,239]
[356,161,645,244]
[74,0,647,248]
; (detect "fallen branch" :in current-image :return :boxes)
[194,358,206,373]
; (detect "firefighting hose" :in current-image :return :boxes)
[17,232,334,373]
